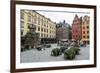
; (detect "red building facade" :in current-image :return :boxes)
[72,15,82,41]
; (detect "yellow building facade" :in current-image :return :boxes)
[21,10,56,38]
[82,16,90,44]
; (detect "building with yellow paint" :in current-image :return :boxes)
[21,10,56,39]
[82,15,90,44]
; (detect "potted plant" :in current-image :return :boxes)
[70,47,80,55]
[46,44,51,48]
[51,48,61,56]
[60,46,68,53]
[64,49,76,60]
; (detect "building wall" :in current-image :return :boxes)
[56,27,64,40]
[21,10,56,38]
[21,10,30,36]
[56,22,70,40]
[72,14,82,41]
[82,16,90,44]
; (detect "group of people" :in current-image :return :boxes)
[57,39,86,47]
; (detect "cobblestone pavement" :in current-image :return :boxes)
[20,44,90,63]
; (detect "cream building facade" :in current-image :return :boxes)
[82,15,90,44]
[21,10,56,38]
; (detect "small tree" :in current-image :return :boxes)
[24,32,39,49]
[21,24,40,51]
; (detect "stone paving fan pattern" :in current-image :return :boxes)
[21,44,89,63]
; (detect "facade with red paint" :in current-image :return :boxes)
[72,14,82,41]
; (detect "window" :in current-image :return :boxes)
[21,31,23,35]
[87,31,89,33]
[83,27,85,29]
[87,26,89,29]
[28,15,31,22]
[47,29,48,33]
[87,36,89,38]
[83,36,85,38]
[38,27,40,31]
[83,31,85,34]
[41,33,43,38]
[41,28,43,32]
[44,28,46,32]
[21,10,24,19]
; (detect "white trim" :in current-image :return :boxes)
[16,4,94,69]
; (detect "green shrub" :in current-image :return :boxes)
[70,47,80,55]
[46,44,51,48]
[51,48,61,56]
[64,49,76,60]
[60,47,68,53]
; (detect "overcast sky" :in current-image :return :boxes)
[36,10,90,25]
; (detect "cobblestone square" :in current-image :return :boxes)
[21,44,90,63]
